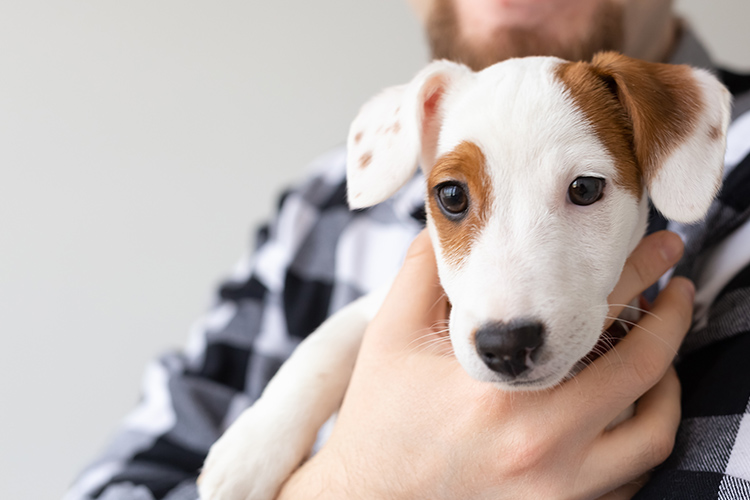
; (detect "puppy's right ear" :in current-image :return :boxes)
[347,60,473,209]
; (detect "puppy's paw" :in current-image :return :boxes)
[198,405,307,500]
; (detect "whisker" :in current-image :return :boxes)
[429,292,449,315]
[426,341,454,357]
[408,336,453,356]
[420,337,453,349]
[432,345,455,357]
[594,303,663,322]
[405,322,450,350]
[438,348,456,360]
[602,315,639,330]
[404,330,441,350]
[602,315,678,357]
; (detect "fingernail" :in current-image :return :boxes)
[679,278,695,302]
[660,234,684,263]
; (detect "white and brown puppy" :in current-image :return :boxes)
[198,53,730,500]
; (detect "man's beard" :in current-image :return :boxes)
[426,0,624,71]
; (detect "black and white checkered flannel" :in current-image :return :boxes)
[66,30,750,500]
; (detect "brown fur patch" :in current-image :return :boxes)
[354,131,363,144]
[709,125,722,142]
[555,61,640,196]
[555,53,703,197]
[427,141,492,267]
[384,121,401,134]
[359,152,372,169]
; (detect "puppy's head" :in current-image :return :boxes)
[347,54,730,390]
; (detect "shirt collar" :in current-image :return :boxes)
[668,22,716,72]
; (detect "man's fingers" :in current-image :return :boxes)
[613,365,681,451]
[368,231,449,351]
[562,366,679,498]
[573,277,694,422]
[595,475,650,500]
[400,230,438,282]
[588,367,680,493]
[607,231,684,325]
[391,230,443,310]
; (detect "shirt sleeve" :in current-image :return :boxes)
[63,150,360,500]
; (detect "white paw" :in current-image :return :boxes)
[198,404,308,500]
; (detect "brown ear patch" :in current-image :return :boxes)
[555,53,703,197]
[555,61,640,197]
[427,141,492,267]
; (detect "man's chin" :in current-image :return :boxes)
[426,0,624,70]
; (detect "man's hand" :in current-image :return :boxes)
[278,230,691,500]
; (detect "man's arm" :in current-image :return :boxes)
[65,219,291,500]
[64,149,389,500]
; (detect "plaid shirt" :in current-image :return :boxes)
[67,30,750,500]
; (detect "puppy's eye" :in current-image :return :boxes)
[436,182,469,216]
[568,177,605,206]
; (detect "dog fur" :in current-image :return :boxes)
[198,53,730,499]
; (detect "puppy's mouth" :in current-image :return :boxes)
[499,374,555,389]
[459,308,635,390]
[507,321,631,388]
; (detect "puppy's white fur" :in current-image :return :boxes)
[199,55,730,499]
[427,58,647,385]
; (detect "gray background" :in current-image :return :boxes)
[1,1,747,498]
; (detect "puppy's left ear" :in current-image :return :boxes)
[590,52,732,223]
[346,60,473,209]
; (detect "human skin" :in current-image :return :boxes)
[413,0,677,67]
[277,2,688,497]
[278,230,692,499]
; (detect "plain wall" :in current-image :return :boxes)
[1,1,747,498]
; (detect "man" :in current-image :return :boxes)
[67,0,750,498]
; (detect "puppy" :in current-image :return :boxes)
[198,52,730,500]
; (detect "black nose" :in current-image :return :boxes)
[474,320,545,378]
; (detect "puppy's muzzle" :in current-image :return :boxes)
[474,320,545,378]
